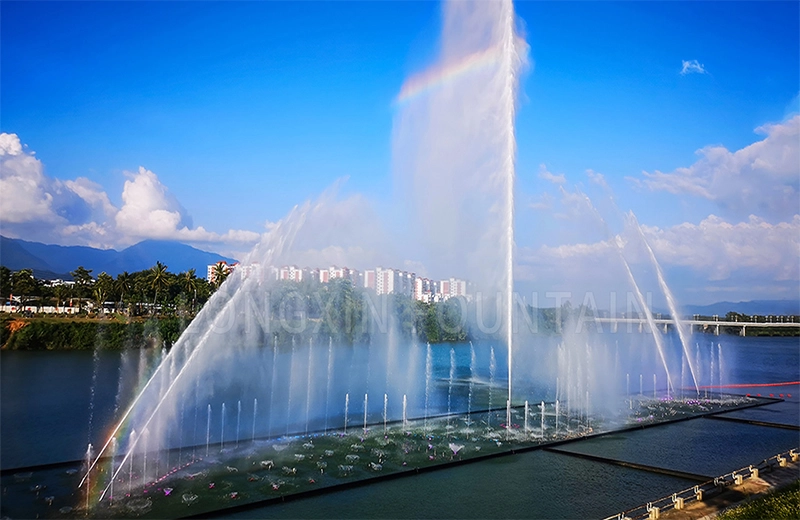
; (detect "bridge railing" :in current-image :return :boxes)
[602,448,799,520]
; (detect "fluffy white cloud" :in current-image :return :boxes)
[0,133,60,224]
[629,116,800,221]
[640,214,799,281]
[0,133,260,249]
[115,167,194,240]
[518,214,799,289]
[680,59,706,75]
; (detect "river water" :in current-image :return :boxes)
[1,334,797,518]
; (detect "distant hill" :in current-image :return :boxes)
[0,236,236,278]
[682,300,800,317]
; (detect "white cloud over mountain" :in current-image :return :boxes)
[0,133,260,249]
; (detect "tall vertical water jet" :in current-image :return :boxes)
[305,338,314,435]
[489,347,497,420]
[324,337,334,433]
[424,343,432,429]
[269,342,278,438]
[555,400,559,433]
[498,0,518,437]
[236,400,242,448]
[252,398,258,443]
[393,0,528,437]
[468,342,476,418]
[363,393,369,435]
[344,393,349,435]
[221,403,226,451]
[206,405,211,457]
[523,400,529,432]
[447,348,456,423]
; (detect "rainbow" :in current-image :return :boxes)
[395,45,502,104]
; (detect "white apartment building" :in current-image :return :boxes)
[279,265,303,282]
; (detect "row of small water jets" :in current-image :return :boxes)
[83,343,728,509]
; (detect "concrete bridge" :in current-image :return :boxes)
[592,317,800,336]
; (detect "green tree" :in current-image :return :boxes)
[211,262,230,289]
[11,269,39,310]
[149,262,170,315]
[93,272,114,314]
[70,266,94,313]
[53,284,70,311]
[179,269,199,313]
[0,266,12,300]
[115,271,132,313]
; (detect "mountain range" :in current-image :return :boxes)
[0,235,236,279]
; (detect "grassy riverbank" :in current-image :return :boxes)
[717,479,800,520]
[0,314,187,350]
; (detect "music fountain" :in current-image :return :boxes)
[0,1,770,518]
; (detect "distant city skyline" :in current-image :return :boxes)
[1,1,798,304]
[208,260,468,303]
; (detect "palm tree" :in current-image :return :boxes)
[115,271,132,314]
[180,269,199,314]
[94,272,114,315]
[149,262,170,316]
[211,262,230,290]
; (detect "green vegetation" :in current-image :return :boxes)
[6,262,796,350]
[717,480,800,520]
[0,264,213,318]
[1,316,187,351]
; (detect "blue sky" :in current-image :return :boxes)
[1,1,798,303]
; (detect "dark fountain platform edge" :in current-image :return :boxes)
[2,394,781,519]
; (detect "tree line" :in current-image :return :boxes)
[0,262,230,318]
[1,261,586,347]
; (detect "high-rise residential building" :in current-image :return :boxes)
[319,266,359,284]
[363,269,376,291]
[279,265,303,282]
[441,277,467,299]
[375,267,394,295]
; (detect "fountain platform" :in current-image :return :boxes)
[0,393,780,519]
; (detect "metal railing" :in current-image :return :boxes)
[603,448,799,520]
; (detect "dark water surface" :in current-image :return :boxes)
[1,334,797,518]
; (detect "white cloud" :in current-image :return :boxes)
[629,116,800,221]
[518,214,799,289]
[680,59,706,75]
[0,133,260,249]
[115,167,194,240]
[538,163,566,184]
[0,133,59,224]
[639,214,800,281]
